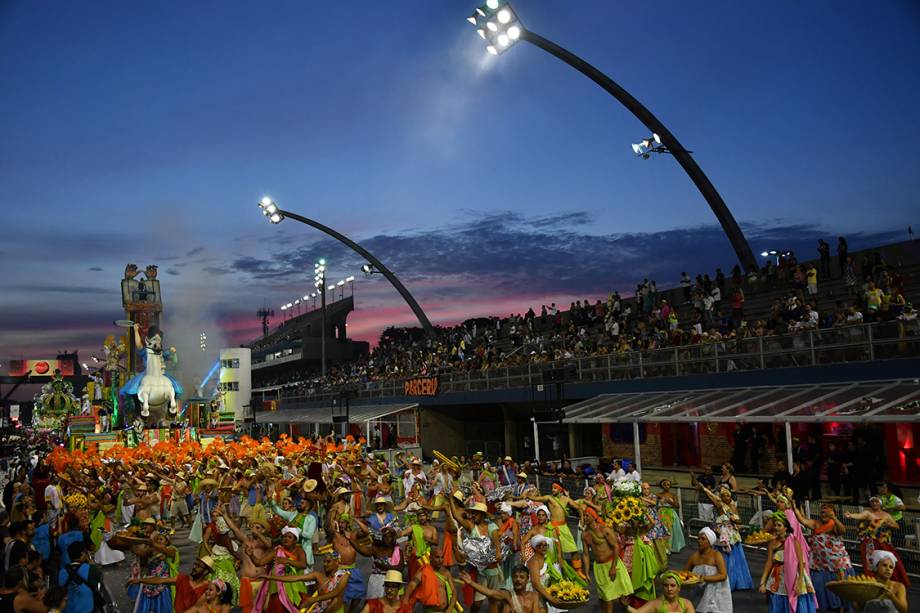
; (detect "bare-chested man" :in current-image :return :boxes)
[264,552,351,613]
[404,548,458,613]
[581,510,633,613]
[459,566,542,613]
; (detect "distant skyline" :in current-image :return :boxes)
[1,1,918,378]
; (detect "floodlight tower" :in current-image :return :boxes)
[257,307,274,337]
[465,1,758,273]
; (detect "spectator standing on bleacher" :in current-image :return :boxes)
[877,482,905,528]
[837,236,849,277]
[818,239,832,278]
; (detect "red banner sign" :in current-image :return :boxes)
[404,377,439,397]
[8,360,75,377]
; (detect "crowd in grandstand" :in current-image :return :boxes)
[254,239,916,394]
[0,431,913,613]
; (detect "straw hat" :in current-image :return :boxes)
[372,496,393,510]
[516,472,527,479]
[200,478,218,488]
[383,570,404,585]
[302,479,318,493]
[467,502,489,515]
[333,487,351,498]
[198,556,215,571]
[141,517,157,525]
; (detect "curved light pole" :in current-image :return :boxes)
[258,198,435,334]
[467,2,758,273]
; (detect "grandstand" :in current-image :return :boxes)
[251,239,919,485]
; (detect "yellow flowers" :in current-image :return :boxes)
[64,493,88,509]
[548,580,590,603]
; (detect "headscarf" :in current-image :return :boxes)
[699,527,717,546]
[869,550,897,571]
[660,571,683,587]
[281,526,301,540]
[530,534,553,548]
[499,502,512,515]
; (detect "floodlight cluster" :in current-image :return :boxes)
[258,196,283,224]
[466,0,523,56]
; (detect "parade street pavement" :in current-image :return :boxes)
[99,525,802,612]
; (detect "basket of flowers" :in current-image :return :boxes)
[547,580,590,609]
[744,530,774,546]
[611,480,641,499]
[609,496,649,532]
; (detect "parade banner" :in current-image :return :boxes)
[404,376,439,396]
[9,359,75,377]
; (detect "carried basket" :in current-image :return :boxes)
[826,578,887,606]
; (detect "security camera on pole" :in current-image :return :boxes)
[314,259,327,377]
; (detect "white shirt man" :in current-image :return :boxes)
[606,463,626,483]
[623,466,642,483]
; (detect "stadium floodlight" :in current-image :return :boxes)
[760,251,769,257]
[302,295,309,301]
[258,196,284,224]
[466,1,524,56]
[281,305,287,311]
[345,276,355,282]
[632,133,678,159]
[294,299,300,305]
[337,280,345,286]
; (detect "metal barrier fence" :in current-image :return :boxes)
[273,321,920,403]
[525,474,920,576]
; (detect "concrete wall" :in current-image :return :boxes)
[419,407,466,457]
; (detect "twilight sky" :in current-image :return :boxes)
[1,1,919,380]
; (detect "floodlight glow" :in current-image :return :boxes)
[653,133,661,145]
[478,29,486,39]
[294,299,300,305]
[345,276,354,282]
[486,0,499,9]
[337,280,345,286]
[467,14,478,25]
[507,25,521,40]
[632,143,642,154]
[328,285,335,290]
[761,251,769,257]
[260,196,272,206]
[497,9,511,23]
[476,7,486,16]
[486,21,497,32]
[498,34,509,47]
[303,295,309,300]
[269,213,282,223]
[487,45,498,55]
[319,259,326,266]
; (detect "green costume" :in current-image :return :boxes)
[593,558,634,602]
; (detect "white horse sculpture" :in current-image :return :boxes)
[120,323,182,421]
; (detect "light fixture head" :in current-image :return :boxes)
[269,212,282,224]
[472,2,522,56]
[319,258,326,266]
[337,280,345,286]
[467,14,478,25]
[652,133,661,145]
[260,196,272,207]
[761,251,769,257]
[632,143,642,155]
[303,295,309,300]
[345,276,355,282]
[281,305,287,310]
[362,264,372,273]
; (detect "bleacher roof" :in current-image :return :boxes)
[255,402,418,425]
[562,379,920,423]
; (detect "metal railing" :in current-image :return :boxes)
[270,321,919,403]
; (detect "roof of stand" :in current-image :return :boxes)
[562,379,920,423]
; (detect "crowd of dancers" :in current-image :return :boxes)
[0,434,910,613]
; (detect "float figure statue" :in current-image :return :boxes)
[120,323,183,423]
